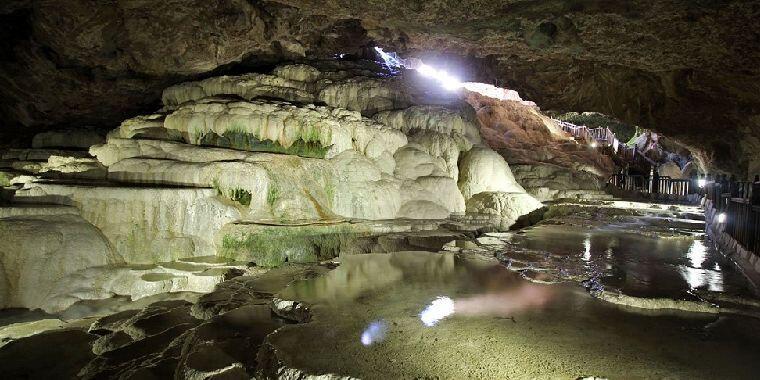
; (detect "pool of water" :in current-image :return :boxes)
[504,223,756,300]
[268,251,760,379]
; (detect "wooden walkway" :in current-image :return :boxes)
[553,118,657,169]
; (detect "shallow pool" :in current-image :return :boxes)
[505,223,755,299]
[268,251,760,379]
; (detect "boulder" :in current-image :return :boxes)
[393,145,448,180]
[397,200,451,220]
[511,163,607,201]
[458,146,528,200]
[0,214,118,310]
[465,191,544,231]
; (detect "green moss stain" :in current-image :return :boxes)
[220,225,359,268]
[229,188,252,206]
[266,183,280,208]
[0,172,10,187]
[195,128,329,158]
[212,179,223,196]
[212,179,252,207]
[324,180,336,205]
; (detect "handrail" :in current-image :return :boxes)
[608,174,692,199]
[707,182,760,257]
[553,118,655,168]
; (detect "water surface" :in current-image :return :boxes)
[504,223,755,300]
[269,251,760,379]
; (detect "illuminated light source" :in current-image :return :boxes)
[415,63,462,91]
[717,212,726,223]
[376,46,540,97]
[360,320,388,346]
[698,179,707,188]
[590,141,598,148]
[374,47,403,70]
[419,296,455,327]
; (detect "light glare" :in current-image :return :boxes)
[419,296,455,326]
[717,213,726,223]
[415,63,462,91]
[360,320,388,346]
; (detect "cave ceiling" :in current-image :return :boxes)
[1,0,759,171]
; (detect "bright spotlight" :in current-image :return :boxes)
[414,63,462,91]
[717,212,726,223]
[439,72,462,91]
[698,179,706,188]
[416,63,437,78]
[590,142,598,148]
[419,296,455,327]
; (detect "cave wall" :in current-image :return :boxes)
[2,0,759,176]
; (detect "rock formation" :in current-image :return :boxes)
[1,60,553,312]
[466,92,615,200]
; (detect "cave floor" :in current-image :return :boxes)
[268,252,760,379]
[2,200,760,379]
[266,201,760,379]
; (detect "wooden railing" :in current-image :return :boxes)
[707,182,760,256]
[608,174,692,200]
[554,119,656,171]
[725,199,760,255]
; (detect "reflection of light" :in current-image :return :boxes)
[360,320,388,346]
[678,265,724,292]
[419,296,455,326]
[698,179,706,188]
[687,240,708,268]
[582,236,591,262]
[717,213,726,223]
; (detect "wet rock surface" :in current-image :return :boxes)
[1,200,760,378]
[0,264,319,379]
[263,250,760,379]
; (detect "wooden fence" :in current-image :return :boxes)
[608,174,691,200]
[706,182,760,256]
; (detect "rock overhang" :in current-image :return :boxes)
[2,0,759,174]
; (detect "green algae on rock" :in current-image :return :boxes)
[219,224,365,267]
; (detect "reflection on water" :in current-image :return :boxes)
[505,225,753,299]
[419,296,454,326]
[281,252,555,319]
[270,251,760,379]
[582,235,591,262]
[281,252,457,304]
[360,320,388,345]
